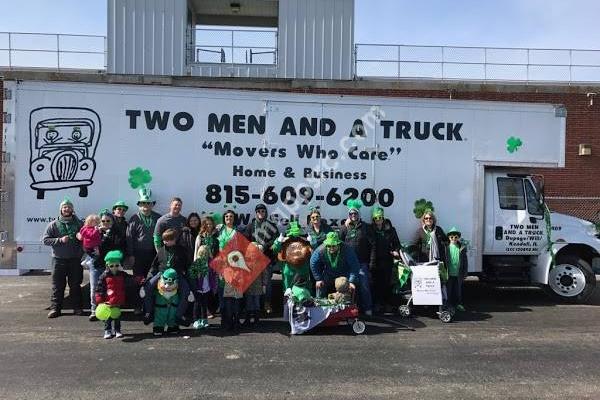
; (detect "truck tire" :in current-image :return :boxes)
[547,256,596,303]
[37,190,45,200]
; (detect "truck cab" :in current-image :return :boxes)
[483,171,600,302]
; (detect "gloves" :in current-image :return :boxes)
[139,287,146,298]
[187,292,195,302]
[277,233,285,242]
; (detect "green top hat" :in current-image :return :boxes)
[323,231,342,247]
[104,250,123,264]
[162,268,178,283]
[286,221,303,237]
[347,199,363,213]
[112,200,129,212]
[137,188,155,204]
[447,226,462,237]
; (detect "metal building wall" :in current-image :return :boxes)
[278,0,354,80]
[107,0,188,75]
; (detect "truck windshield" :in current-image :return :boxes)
[525,180,543,216]
[497,177,526,210]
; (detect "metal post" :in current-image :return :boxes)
[484,47,487,81]
[7,32,11,69]
[353,44,358,79]
[231,30,234,66]
[56,34,60,70]
[569,49,573,84]
[526,48,530,83]
[104,35,108,70]
[397,45,401,78]
[441,46,445,80]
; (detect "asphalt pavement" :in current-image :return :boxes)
[1,273,600,399]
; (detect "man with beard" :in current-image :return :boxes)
[243,204,278,314]
[42,198,84,318]
[127,189,161,314]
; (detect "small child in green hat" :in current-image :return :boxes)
[95,250,132,339]
[445,227,468,312]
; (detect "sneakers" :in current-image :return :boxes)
[193,320,203,330]
[456,304,466,312]
[153,327,163,336]
[114,331,123,338]
[89,313,98,322]
[103,330,113,339]
[47,309,61,318]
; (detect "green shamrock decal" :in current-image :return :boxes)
[413,198,434,219]
[507,136,523,153]
[128,167,152,189]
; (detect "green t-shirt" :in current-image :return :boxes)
[448,243,460,277]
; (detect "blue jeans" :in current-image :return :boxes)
[358,263,373,312]
[245,294,261,312]
[89,263,104,312]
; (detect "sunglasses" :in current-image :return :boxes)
[448,235,460,239]
[107,263,120,267]
[310,215,320,220]
[101,219,112,223]
[373,216,383,221]
[423,217,433,220]
[349,212,359,216]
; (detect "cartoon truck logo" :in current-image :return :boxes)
[29,107,101,199]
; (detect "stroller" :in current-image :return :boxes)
[284,289,366,335]
[393,250,455,323]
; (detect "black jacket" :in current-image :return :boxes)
[368,219,401,270]
[339,220,372,264]
[243,218,279,259]
[112,216,128,256]
[413,225,448,264]
[94,227,121,269]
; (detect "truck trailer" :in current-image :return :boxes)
[1,80,599,302]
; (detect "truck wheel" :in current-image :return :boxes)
[547,256,596,303]
[37,190,45,200]
[79,186,88,197]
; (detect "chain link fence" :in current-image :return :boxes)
[193,28,277,65]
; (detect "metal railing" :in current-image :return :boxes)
[0,32,106,71]
[192,28,277,65]
[355,43,600,83]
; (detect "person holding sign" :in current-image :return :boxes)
[310,232,360,299]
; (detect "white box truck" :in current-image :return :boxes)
[2,80,599,302]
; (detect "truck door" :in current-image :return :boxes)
[484,172,545,255]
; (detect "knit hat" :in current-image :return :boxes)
[347,199,363,213]
[255,203,267,212]
[447,227,462,237]
[137,188,156,205]
[323,232,342,247]
[104,250,123,264]
[162,268,178,283]
[112,200,128,212]
[372,206,384,219]
[59,197,73,208]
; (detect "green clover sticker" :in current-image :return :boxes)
[413,198,435,219]
[507,136,523,153]
[128,167,152,189]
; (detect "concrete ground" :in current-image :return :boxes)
[1,273,600,400]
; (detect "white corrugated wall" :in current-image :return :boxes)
[107,0,188,75]
[278,0,354,80]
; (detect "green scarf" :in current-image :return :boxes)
[57,217,80,240]
[218,227,236,250]
[138,212,154,229]
[326,249,340,269]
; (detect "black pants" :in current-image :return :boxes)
[193,292,210,320]
[50,257,83,311]
[446,276,463,307]
[371,266,393,308]
[222,297,240,330]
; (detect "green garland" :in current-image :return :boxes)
[544,204,556,268]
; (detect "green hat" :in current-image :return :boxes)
[137,188,155,205]
[112,200,129,212]
[59,197,73,208]
[323,232,342,247]
[447,226,462,237]
[104,250,123,264]
[372,206,384,219]
[286,221,303,237]
[162,268,178,283]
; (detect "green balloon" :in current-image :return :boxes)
[110,306,121,320]
[95,303,111,321]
